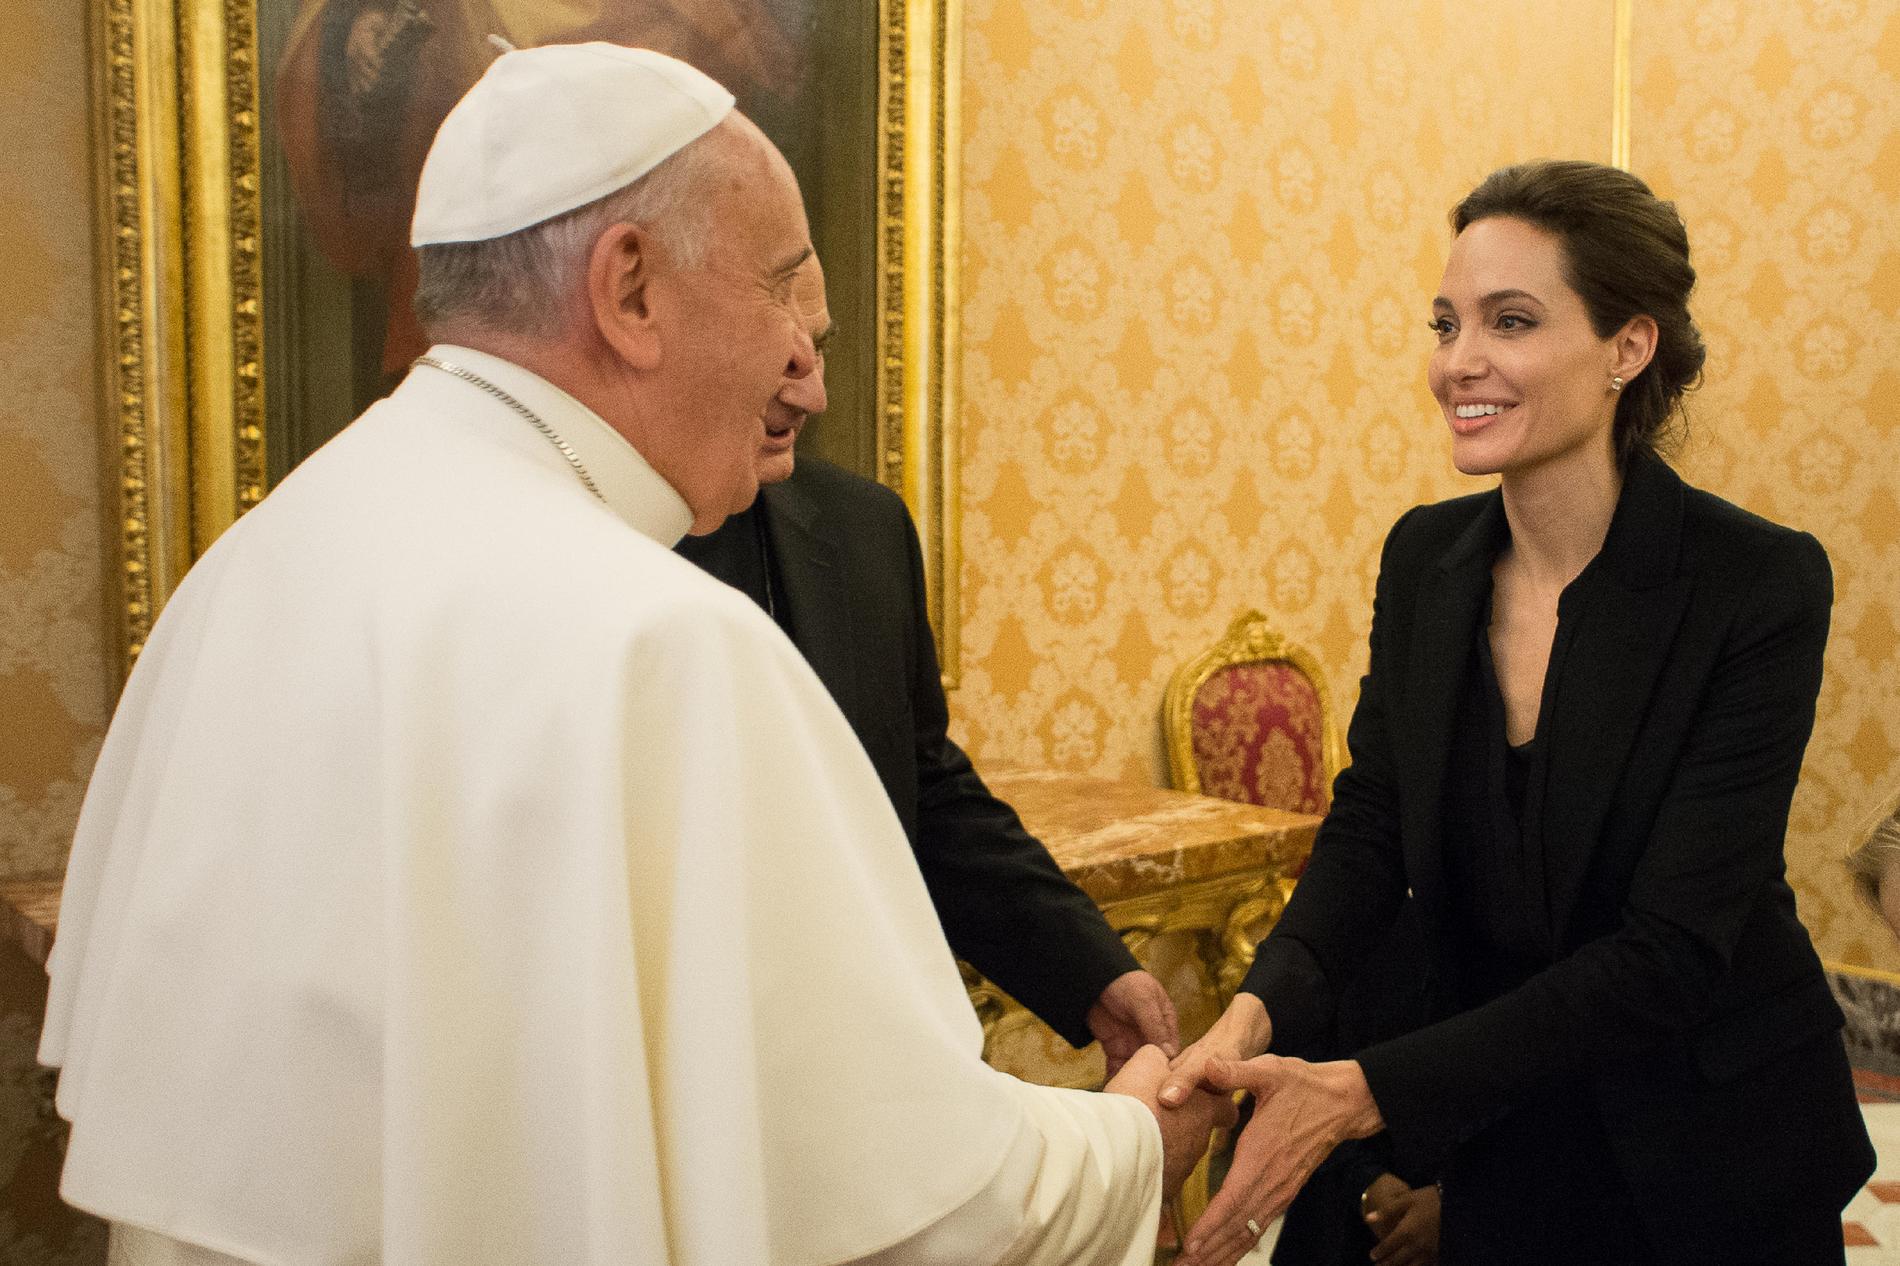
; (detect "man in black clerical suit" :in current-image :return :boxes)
[679,255,1175,1065]
[678,453,1179,1067]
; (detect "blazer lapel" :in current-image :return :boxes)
[1539,455,1693,943]
[1399,493,1506,923]
[757,477,864,727]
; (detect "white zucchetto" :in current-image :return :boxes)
[410,42,734,247]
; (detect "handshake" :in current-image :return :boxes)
[1102,1044,1235,1202]
[1104,993,1387,1266]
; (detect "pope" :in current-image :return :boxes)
[41,44,1231,1265]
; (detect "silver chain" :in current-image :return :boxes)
[413,356,604,502]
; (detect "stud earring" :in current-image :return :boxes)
[1609,375,1625,392]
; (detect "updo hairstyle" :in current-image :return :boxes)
[1451,160,1707,467]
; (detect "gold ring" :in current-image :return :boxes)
[1246,1217,1263,1239]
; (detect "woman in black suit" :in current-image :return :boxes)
[1162,161,1874,1266]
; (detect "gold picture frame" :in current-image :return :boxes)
[93,0,962,684]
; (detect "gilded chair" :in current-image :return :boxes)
[1163,609,1342,815]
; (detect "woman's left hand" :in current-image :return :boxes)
[1364,1174,1440,1265]
[1176,1056,1385,1266]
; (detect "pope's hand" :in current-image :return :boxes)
[1105,1045,1240,1196]
[1177,1056,1384,1266]
[1087,969,1180,1077]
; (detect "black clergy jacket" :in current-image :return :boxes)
[678,457,1136,1046]
[1243,452,1874,1256]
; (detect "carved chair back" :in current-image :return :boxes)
[1163,610,1341,816]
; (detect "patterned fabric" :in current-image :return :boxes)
[1189,661,1328,814]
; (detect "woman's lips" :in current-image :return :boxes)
[1449,404,1514,435]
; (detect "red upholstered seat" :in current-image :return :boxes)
[1188,659,1330,815]
[1164,610,1341,816]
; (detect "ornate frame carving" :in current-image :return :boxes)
[96,0,963,683]
[94,0,190,668]
[1160,608,1345,806]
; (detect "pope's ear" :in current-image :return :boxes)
[587,222,662,371]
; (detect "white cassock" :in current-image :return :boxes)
[41,347,1163,1266]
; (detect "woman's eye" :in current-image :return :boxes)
[1427,317,1455,339]
[1496,313,1535,331]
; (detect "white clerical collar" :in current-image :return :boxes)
[422,344,694,546]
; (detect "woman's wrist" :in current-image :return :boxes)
[1336,1060,1385,1138]
[1218,991,1274,1060]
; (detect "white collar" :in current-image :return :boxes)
[421,344,694,547]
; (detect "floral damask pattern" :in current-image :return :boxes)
[1637,1,1900,972]
[1,1,108,884]
[1190,661,1328,815]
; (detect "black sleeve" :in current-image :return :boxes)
[897,513,1139,1048]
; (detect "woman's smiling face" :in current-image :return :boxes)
[1427,215,1626,483]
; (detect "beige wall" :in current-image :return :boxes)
[0,1,109,885]
[1633,3,1900,971]
[949,0,1900,972]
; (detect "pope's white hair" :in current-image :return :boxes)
[413,130,722,338]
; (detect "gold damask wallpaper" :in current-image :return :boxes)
[1634,2,1900,971]
[0,0,109,886]
[951,6,1611,786]
[949,0,1900,974]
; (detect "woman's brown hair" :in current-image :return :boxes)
[1452,161,1707,467]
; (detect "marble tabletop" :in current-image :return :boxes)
[986,767,1321,905]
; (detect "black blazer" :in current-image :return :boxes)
[680,458,1136,1045]
[1243,454,1873,1254]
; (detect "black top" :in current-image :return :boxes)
[1443,608,1655,1253]
[1442,625,1550,1008]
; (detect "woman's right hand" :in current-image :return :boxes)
[1158,992,1274,1108]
